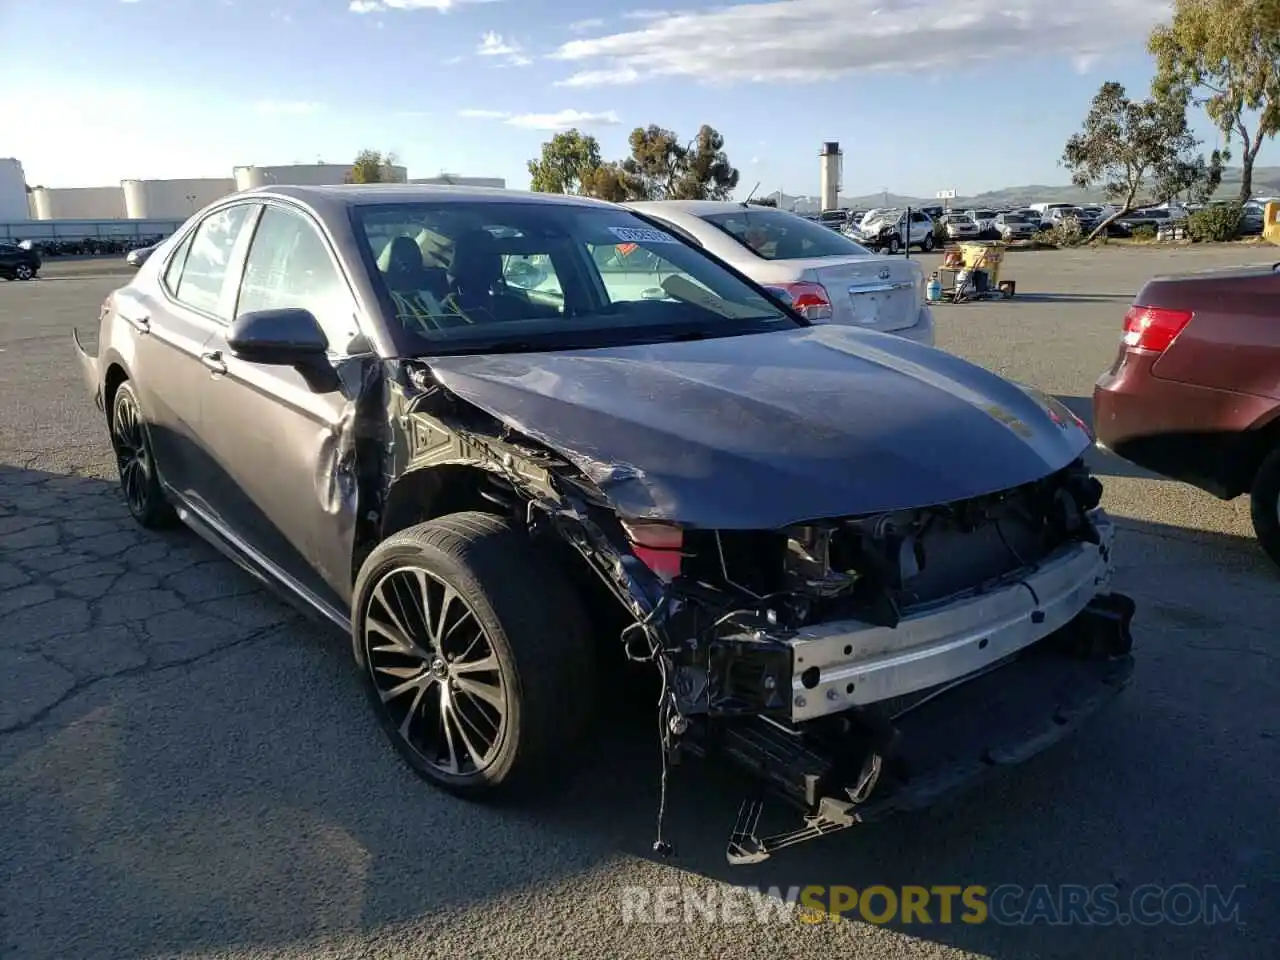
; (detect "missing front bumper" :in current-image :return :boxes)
[786,518,1115,723]
[717,592,1135,863]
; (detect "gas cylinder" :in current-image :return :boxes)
[926,272,943,303]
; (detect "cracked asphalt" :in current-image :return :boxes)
[1,249,1277,960]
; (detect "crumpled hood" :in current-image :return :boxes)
[425,325,1092,529]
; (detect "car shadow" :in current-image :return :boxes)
[1055,395,1160,480]
[1,465,1275,959]
[1015,293,1134,303]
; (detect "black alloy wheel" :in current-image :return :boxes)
[352,512,597,798]
[110,381,177,529]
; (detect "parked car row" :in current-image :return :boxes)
[71,184,1134,862]
[0,240,41,280]
[8,235,169,258]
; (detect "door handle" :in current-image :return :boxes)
[200,351,227,375]
[124,314,150,334]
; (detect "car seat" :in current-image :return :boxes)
[447,229,558,323]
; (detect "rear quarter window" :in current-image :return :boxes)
[702,209,871,261]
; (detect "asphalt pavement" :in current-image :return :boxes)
[0,248,1277,960]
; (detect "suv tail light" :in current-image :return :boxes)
[621,521,684,582]
[763,281,833,321]
[1122,305,1193,353]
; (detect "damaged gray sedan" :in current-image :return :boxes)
[73,185,1135,862]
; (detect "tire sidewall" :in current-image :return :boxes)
[111,380,171,526]
[351,536,526,792]
[1250,450,1280,569]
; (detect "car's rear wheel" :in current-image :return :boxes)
[13,263,34,280]
[921,233,935,252]
[887,235,901,255]
[110,381,178,529]
[1249,447,1280,569]
[352,511,596,798]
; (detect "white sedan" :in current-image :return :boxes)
[622,200,935,346]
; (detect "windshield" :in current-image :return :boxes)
[353,201,798,356]
[700,208,872,260]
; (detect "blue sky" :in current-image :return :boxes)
[0,0,1272,197]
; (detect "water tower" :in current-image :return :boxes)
[819,142,842,212]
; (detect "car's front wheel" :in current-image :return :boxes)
[1249,447,1280,569]
[921,233,935,252]
[13,263,35,280]
[110,380,178,529]
[887,235,901,255]
[352,512,596,797]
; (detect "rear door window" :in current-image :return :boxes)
[172,204,255,319]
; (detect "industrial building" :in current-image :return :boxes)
[122,178,236,218]
[1,160,504,225]
[0,159,30,221]
[410,175,506,188]
[233,162,408,191]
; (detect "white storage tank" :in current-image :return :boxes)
[122,178,236,219]
[0,158,31,222]
[234,162,409,190]
[30,186,127,220]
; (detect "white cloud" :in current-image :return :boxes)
[458,108,623,131]
[478,31,520,56]
[567,18,605,32]
[505,109,622,131]
[550,0,1169,86]
[477,31,531,67]
[253,100,322,115]
[554,67,642,87]
[1073,52,1103,74]
[350,0,499,13]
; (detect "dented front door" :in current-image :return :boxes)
[193,202,367,612]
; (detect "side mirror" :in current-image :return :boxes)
[227,307,329,365]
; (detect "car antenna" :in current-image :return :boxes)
[742,182,762,207]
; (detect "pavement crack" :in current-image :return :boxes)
[1,624,283,737]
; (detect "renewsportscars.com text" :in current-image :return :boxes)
[619,884,1246,927]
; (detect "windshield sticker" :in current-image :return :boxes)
[608,226,680,244]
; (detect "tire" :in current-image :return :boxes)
[13,263,35,281]
[921,233,935,252]
[352,511,597,798]
[110,380,179,529]
[887,235,901,255]
[1249,447,1280,569]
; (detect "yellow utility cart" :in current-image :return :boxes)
[931,241,1016,303]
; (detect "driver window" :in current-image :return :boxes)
[236,206,360,354]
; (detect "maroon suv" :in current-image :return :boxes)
[1093,263,1280,566]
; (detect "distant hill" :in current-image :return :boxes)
[777,166,1280,212]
